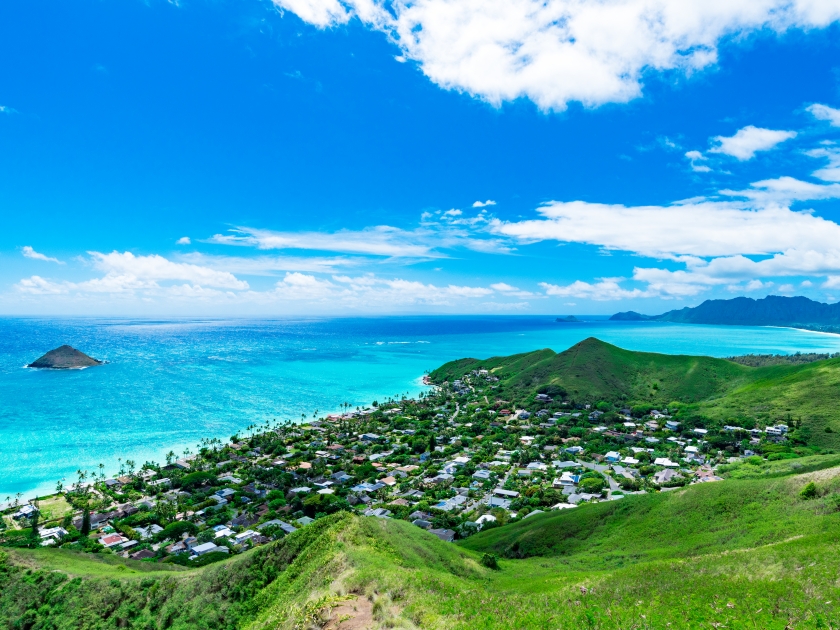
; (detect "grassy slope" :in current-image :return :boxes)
[695,357,840,448]
[460,468,840,565]
[6,467,840,628]
[430,337,840,448]
[430,337,751,404]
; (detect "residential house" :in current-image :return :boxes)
[428,528,456,542]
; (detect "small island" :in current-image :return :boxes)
[28,345,102,369]
[555,315,582,323]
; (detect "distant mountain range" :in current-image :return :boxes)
[610,295,840,331]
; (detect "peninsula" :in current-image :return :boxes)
[611,295,840,332]
[28,345,102,369]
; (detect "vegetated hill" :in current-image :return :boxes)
[430,337,751,406]
[609,294,840,328]
[430,337,840,448]
[693,356,840,442]
[6,466,840,628]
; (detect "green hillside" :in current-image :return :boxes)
[459,464,840,564]
[5,465,840,628]
[429,337,840,448]
[429,337,751,404]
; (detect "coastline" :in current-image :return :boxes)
[6,374,434,502]
[4,316,840,502]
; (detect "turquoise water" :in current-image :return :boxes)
[3,316,840,499]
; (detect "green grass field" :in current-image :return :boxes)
[5,461,840,628]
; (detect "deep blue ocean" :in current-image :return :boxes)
[3,316,840,499]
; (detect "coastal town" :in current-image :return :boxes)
[0,367,798,564]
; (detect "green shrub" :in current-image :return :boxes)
[480,553,500,569]
[579,477,605,494]
[800,482,818,500]
[180,471,218,490]
[155,521,198,542]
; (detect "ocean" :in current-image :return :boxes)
[3,315,840,499]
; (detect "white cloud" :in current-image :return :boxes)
[746,279,773,291]
[271,0,840,110]
[16,251,249,298]
[209,225,437,258]
[90,251,249,290]
[721,176,840,204]
[492,198,840,259]
[0,105,18,115]
[176,236,191,245]
[473,200,496,208]
[808,103,840,126]
[16,276,68,295]
[209,219,513,258]
[806,146,840,182]
[179,252,359,275]
[275,0,351,27]
[777,283,796,293]
[685,150,711,172]
[489,282,535,298]
[709,126,797,160]
[489,282,517,291]
[540,279,650,301]
[271,272,495,305]
[22,246,63,264]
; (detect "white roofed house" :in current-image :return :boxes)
[39,526,69,545]
[654,457,679,468]
[553,471,580,488]
[191,542,230,557]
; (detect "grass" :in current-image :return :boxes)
[6,463,840,628]
[460,469,840,566]
[34,494,73,522]
[719,453,840,479]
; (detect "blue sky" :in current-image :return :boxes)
[3,0,840,315]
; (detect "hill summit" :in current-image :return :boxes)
[28,345,102,369]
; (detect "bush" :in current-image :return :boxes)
[578,477,605,494]
[480,553,500,570]
[619,477,641,491]
[180,471,218,490]
[800,481,818,500]
[155,521,198,542]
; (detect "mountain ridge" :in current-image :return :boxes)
[609,295,840,328]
